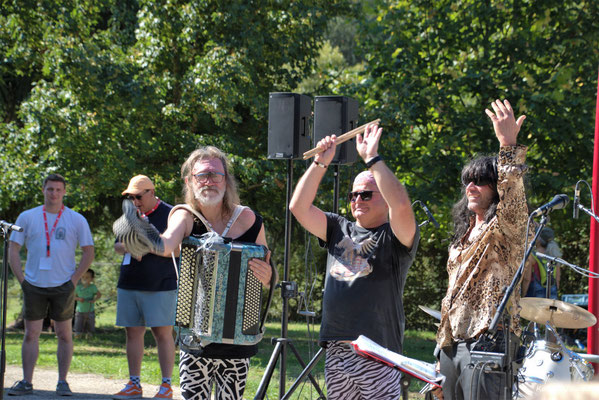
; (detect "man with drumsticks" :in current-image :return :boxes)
[157,146,273,400]
[290,123,420,399]
[436,99,528,399]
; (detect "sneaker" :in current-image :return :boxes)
[56,381,73,396]
[153,382,173,399]
[7,380,33,396]
[113,381,143,399]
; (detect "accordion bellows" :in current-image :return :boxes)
[176,234,269,348]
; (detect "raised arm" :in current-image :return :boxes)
[289,135,337,241]
[485,99,528,240]
[357,124,417,248]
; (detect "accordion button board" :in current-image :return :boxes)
[175,235,267,346]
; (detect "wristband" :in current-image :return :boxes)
[365,155,382,169]
[314,161,328,169]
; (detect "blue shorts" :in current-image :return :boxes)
[116,288,177,327]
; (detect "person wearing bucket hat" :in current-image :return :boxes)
[113,175,176,399]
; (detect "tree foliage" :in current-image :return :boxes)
[2,0,599,328]
[344,0,599,328]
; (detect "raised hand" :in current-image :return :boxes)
[314,135,337,166]
[484,99,526,147]
[356,123,383,161]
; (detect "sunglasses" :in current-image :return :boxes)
[462,177,494,187]
[127,189,150,201]
[348,190,378,202]
[193,171,225,183]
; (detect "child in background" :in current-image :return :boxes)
[74,269,101,338]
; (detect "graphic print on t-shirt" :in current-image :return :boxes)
[329,232,380,281]
[55,227,66,240]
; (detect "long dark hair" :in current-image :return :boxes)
[450,155,499,246]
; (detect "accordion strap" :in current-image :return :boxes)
[168,204,247,237]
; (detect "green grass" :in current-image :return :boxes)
[4,297,437,399]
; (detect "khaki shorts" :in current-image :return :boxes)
[22,280,75,321]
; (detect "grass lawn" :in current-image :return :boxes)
[4,298,437,399]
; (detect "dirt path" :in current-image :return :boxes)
[2,364,182,399]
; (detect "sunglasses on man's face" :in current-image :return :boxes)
[348,190,378,202]
[127,189,150,201]
[462,177,493,187]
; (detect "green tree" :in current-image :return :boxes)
[319,0,599,328]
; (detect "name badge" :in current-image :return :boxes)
[39,256,52,270]
[123,253,131,266]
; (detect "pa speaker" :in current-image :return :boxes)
[313,96,359,165]
[268,92,311,160]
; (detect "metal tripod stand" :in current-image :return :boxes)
[253,159,327,400]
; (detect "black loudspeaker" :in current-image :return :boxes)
[313,96,359,165]
[268,92,312,160]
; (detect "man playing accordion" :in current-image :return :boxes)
[115,146,274,400]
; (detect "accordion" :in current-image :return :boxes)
[175,234,273,349]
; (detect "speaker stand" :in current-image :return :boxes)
[275,164,343,400]
[254,159,326,400]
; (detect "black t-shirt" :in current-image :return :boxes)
[117,201,177,291]
[184,208,264,359]
[319,212,419,354]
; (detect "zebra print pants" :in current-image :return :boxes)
[325,341,403,400]
[179,351,250,400]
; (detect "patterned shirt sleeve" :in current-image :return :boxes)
[495,145,528,243]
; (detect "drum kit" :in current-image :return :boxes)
[517,297,597,397]
[419,297,598,398]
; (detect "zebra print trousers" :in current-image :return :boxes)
[179,351,250,400]
[325,341,403,400]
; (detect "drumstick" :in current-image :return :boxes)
[302,118,381,160]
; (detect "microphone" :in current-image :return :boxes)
[573,185,580,219]
[531,194,569,217]
[421,203,440,229]
[0,220,23,232]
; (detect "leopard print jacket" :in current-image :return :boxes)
[437,145,528,349]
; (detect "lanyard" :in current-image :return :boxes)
[142,199,161,217]
[43,205,64,257]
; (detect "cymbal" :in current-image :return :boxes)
[520,297,597,329]
[419,305,441,321]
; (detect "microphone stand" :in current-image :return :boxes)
[575,202,599,223]
[475,215,547,400]
[1,221,22,400]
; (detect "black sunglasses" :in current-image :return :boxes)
[462,177,494,187]
[127,189,150,201]
[348,190,378,202]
